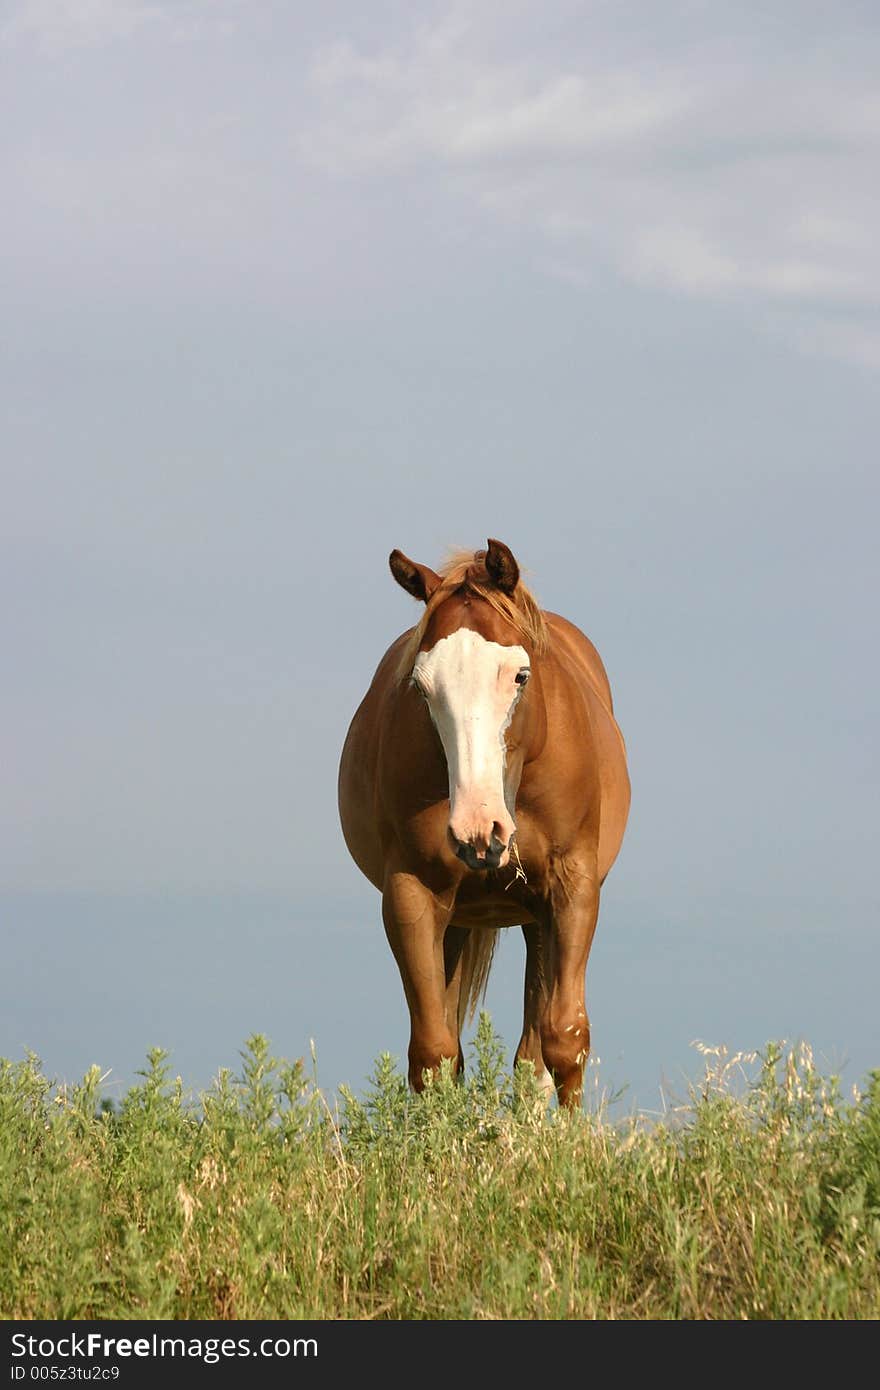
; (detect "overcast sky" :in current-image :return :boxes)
[3,1,878,1107]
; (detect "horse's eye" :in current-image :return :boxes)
[515,670,530,686]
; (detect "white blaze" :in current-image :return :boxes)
[412,629,529,866]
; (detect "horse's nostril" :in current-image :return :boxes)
[485,834,506,869]
[454,840,492,872]
[492,821,515,851]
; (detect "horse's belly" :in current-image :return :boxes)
[338,715,386,891]
[451,885,535,930]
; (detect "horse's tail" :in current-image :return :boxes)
[458,927,500,1030]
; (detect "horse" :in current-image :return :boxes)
[337,539,630,1108]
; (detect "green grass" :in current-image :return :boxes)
[2,1017,878,1320]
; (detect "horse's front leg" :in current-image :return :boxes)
[382,865,458,1091]
[539,857,601,1108]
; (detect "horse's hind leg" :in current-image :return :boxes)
[382,867,458,1091]
[444,925,469,1074]
[515,924,556,1101]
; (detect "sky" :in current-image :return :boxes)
[2,0,878,1112]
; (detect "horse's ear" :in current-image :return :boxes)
[389,550,442,603]
[485,538,519,595]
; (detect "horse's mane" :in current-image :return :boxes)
[395,548,549,682]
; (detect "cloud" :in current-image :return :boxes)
[304,38,693,169]
[1,0,164,46]
[5,1,878,368]
[0,0,238,48]
[299,5,880,367]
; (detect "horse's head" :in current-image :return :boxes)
[389,539,543,872]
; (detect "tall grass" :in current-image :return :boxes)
[1,1016,878,1320]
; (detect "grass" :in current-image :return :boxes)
[1,1015,878,1320]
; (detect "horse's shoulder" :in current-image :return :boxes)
[367,628,415,690]
[544,611,615,713]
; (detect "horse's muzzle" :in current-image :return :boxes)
[454,834,509,872]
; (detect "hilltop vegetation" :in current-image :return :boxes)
[2,1018,878,1320]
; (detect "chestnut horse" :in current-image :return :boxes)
[337,540,630,1107]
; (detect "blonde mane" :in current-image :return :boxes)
[395,548,549,682]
